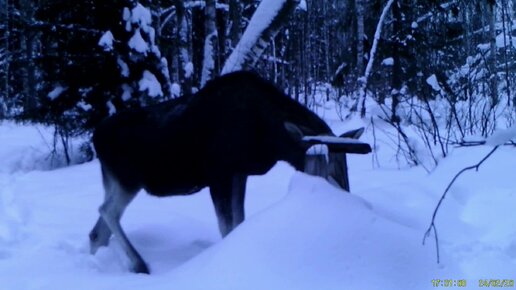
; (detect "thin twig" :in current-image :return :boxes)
[452,140,516,148]
[370,117,380,168]
[423,145,499,263]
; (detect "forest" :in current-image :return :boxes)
[1,1,516,287]
[1,0,515,167]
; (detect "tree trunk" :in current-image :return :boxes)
[222,0,301,74]
[500,0,512,106]
[487,0,498,107]
[356,0,396,118]
[0,0,9,118]
[201,0,218,86]
[176,0,192,94]
[228,0,242,51]
[356,0,365,76]
[20,0,37,115]
[391,0,401,124]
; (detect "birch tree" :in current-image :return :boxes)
[228,0,243,50]
[487,0,498,107]
[201,0,219,86]
[222,0,301,74]
[355,0,365,76]
[356,0,396,118]
[176,0,193,94]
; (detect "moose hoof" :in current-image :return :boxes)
[131,262,150,274]
[89,236,110,255]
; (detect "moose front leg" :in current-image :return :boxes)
[98,189,149,274]
[327,152,349,191]
[230,174,247,230]
[209,174,247,237]
[89,217,111,254]
[91,168,149,274]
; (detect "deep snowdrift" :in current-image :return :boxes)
[0,122,515,290]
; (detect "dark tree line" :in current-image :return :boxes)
[1,0,515,148]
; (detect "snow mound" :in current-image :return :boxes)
[485,125,516,146]
[155,173,447,290]
[0,175,28,247]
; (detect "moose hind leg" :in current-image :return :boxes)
[97,173,149,274]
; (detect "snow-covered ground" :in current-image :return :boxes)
[0,119,515,290]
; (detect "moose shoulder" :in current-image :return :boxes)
[89,71,370,274]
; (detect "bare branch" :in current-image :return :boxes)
[423,145,500,263]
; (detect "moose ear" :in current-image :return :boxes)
[284,121,304,141]
[339,127,365,139]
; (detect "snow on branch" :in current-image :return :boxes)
[356,0,395,116]
[363,0,395,83]
[98,31,114,51]
[221,0,301,74]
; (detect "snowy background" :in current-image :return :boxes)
[2,1,516,288]
[0,107,514,290]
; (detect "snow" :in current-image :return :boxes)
[77,101,92,111]
[130,3,152,33]
[123,7,131,22]
[485,125,516,146]
[124,3,161,59]
[303,135,364,144]
[121,84,133,101]
[117,58,129,77]
[306,144,328,156]
[0,118,515,289]
[47,85,67,100]
[201,31,217,86]
[222,0,287,74]
[426,74,442,91]
[381,57,394,66]
[184,62,194,78]
[98,31,114,51]
[477,43,490,52]
[363,0,395,81]
[128,29,149,54]
[171,83,181,97]
[496,32,516,49]
[106,101,116,115]
[298,0,307,11]
[138,70,163,97]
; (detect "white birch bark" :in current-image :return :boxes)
[221,0,301,74]
[201,0,218,86]
[356,0,396,117]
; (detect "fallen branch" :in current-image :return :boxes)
[422,145,499,263]
[451,140,516,148]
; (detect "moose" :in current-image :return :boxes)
[89,71,371,274]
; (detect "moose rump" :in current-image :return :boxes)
[89,71,345,274]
